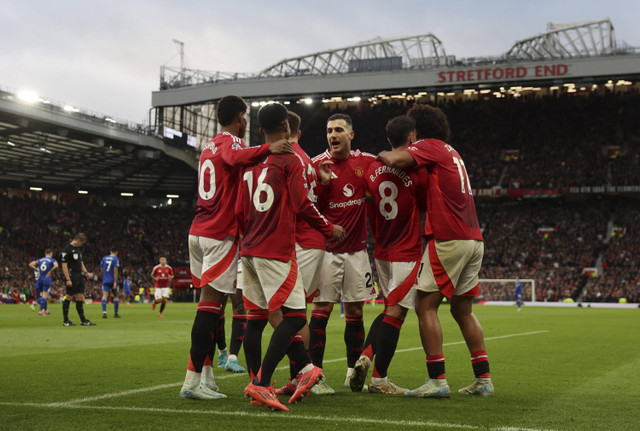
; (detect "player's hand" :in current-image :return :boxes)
[268,139,294,154]
[317,160,334,185]
[66,280,72,287]
[376,151,392,165]
[85,272,93,278]
[331,224,346,243]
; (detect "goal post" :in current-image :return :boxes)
[478,278,536,303]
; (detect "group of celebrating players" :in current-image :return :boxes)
[180,95,494,411]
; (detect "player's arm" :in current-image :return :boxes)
[28,260,38,271]
[377,150,417,169]
[168,269,174,281]
[287,161,344,242]
[222,139,293,167]
[114,266,119,285]
[46,261,59,278]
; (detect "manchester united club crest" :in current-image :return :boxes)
[354,166,364,177]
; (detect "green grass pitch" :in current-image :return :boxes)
[1,301,638,430]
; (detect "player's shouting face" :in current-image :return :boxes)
[327,119,354,160]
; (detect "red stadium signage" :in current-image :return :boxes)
[437,63,568,83]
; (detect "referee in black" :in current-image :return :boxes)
[61,233,96,326]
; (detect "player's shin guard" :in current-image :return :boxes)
[101,298,107,313]
[63,299,71,321]
[471,350,490,378]
[76,301,86,321]
[362,313,385,359]
[371,314,403,378]
[309,310,330,368]
[114,298,119,315]
[286,333,308,378]
[258,313,306,387]
[243,311,268,381]
[344,314,365,368]
[216,310,227,351]
[188,302,221,373]
[160,300,166,313]
[229,313,246,356]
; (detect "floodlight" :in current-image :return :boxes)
[17,91,40,103]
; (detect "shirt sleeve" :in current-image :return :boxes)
[287,159,334,237]
[221,141,270,167]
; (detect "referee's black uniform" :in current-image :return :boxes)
[61,243,85,295]
[61,241,95,326]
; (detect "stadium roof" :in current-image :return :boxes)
[0,88,198,198]
[151,19,640,111]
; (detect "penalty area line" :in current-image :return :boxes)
[0,402,557,431]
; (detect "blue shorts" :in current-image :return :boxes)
[123,286,131,295]
[36,278,52,294]
[102,282,118,293]
[515,293,523,300]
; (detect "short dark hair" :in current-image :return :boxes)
[74,232,88,242]
[406,104,451,142]
[216,95,247,127]
[45,248,53,255]
[258,103,288,133]
[385,115,416,148]
[327,113,353,128]
[287,111,301,135]
[110,247,118,253]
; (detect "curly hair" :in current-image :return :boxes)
[406,104,451,142]
[216,95,247,127]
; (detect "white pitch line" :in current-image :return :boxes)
[395,329,550,354]
[56,329,551,405]
[0,402,557,431]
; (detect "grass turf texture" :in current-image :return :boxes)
[1,302,638,431]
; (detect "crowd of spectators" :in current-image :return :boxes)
[2,89,640,305]
[282,89,640,190]
[0,195,193,303]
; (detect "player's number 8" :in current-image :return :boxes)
[378,181,399,220]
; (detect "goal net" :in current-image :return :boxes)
[478,278,536,303]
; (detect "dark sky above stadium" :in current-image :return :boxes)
[2,0,639,124]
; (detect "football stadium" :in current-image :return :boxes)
[1,18,639,431]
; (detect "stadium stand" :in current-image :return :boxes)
[2,88,640,305]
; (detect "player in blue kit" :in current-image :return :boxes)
[515,277,523,311]
[122,274,132,306]
[29,249,58,315]
[100,248,121,318]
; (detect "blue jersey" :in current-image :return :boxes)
[100,255,120,285]
[36,257,57,281]
[515,280,523,297]
[123,279,132,294]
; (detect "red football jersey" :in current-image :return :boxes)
[292,142,326,250]
[312,149,376,253]
[405,139,483,241]
[236,152,334,262]
[189,132,271,239]
[365,160,427,261]
[152,265,174,288]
